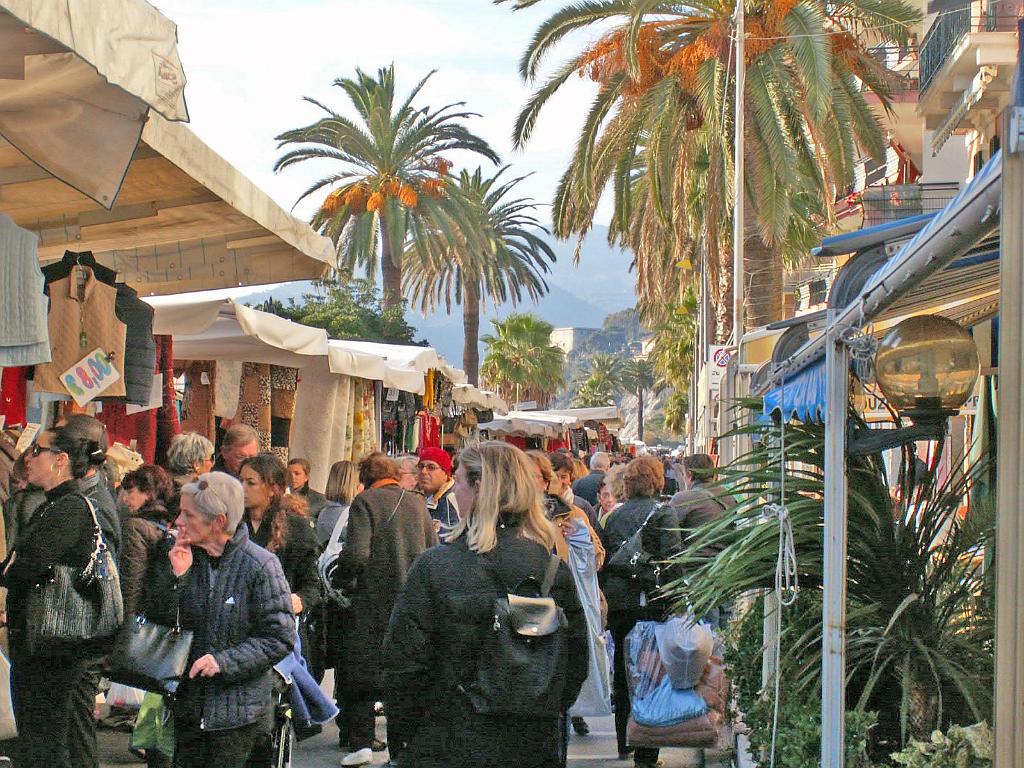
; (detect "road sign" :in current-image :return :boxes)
[709,345,732,400]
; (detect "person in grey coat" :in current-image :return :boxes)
[145,471,295,768]
[333,452,438,767]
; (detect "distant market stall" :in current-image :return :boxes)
[479,406,622,453]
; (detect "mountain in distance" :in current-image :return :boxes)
[237,224,637,367]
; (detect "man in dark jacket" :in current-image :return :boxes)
[213,423,259,478]
[287,457,328,520]
[334,452,438,765]
[573,451,610,507]
[147,471,295,768]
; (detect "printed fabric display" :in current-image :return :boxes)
[0,214,50,367]
[236,362,272,451]
[347,378,377,460]
[33,265,127,397]
[270,366,299,463]
[180,362,216,439]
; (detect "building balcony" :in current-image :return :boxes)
[864,45,921,103]
[859,182,961,226]
[917,0,1020,147]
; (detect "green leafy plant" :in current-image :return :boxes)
[666,402,995,756]
[890,723,992,768]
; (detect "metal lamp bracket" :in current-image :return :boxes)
[837,328,879,384]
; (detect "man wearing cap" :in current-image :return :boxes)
[417,447,459,532]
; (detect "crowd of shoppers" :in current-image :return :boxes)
[0,409,729,768]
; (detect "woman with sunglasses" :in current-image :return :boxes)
[1,425,113,767]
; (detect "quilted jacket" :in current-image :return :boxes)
[145,524,294,731]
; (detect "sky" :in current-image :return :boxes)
[152,0,613,224]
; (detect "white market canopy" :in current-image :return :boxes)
[543,406,624,428]
[148,295,329,368]
[0,0,188,207]
[0,112,335,295]
[453,384,508,414]
[148,293,469,396]
[479,410,582,438]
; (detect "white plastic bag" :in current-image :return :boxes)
[106,682,145,710]
[654,615,715,690]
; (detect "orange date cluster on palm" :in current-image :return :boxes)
[320,174,441,217]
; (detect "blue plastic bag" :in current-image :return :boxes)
[625,620,707,728]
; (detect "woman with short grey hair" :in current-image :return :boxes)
[145,472,295,768]
[166,432,215,483]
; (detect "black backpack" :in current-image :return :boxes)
[459,552,569,718]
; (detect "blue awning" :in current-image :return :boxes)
[762,359,826,423]
[812,212,936,257]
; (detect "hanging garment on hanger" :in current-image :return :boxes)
[0,214,51,367]
[41,250,118,287]
[32,266,127,397]
[180,361,216,439]
[114,284,157,405]
[0,367,28,427]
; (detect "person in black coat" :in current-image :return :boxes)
[1,424,114,768]
[382,442,589,768]
[287,457,328,521]
[599,455,682,767]
[145,471,295,768]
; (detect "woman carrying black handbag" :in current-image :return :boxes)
[599,456,682,768]
[1,424,119,768]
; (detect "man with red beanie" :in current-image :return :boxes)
[417,447,459,532]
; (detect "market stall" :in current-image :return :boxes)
[0,0,188,208]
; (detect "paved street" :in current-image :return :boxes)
[98,715,728,767]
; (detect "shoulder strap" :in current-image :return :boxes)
[328,504,349,545]
[540,554,560,597]
[636,502,662,534]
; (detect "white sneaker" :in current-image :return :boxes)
[341,747,373,766]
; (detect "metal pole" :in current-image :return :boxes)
[821,317,849,768]
[732,0,746,348]
[993,22,1024,768]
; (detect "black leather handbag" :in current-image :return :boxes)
[107,613,194,696]
[606,503,664,588]
[24,496,124,656]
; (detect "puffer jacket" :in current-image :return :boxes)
[144,525,295,731]
[114,283,157,406]
[80,471,122,559]
[118,500,171,618]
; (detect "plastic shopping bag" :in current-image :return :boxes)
[565,520,612,717]
[624,620,707,728]
[107,682,146,711]
[0,650,16,740]
[131,692,175,759]
[654,615,715,689]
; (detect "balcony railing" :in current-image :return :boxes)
[920,1,1023,94]
[860,182,961,225]
[868,45,921,92]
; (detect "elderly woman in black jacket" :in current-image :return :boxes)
[2,424,114,768]
[146,471,294,768]
[381,442,589,768]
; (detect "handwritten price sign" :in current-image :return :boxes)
[61,348,121,406]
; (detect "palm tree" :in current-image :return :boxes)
[572,352,624,406]
[481,312,566,406]
[620,358,657,442]
[403,167,556,384]
[274,65,500,309]
[501,0,917,335]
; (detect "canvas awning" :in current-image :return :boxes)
[453,384,508,414]
[543,406,624,428]
[329,340,467,390]
[0,0,188,208]
[147,295,330,367]
[326,341,427,395]
[478,415,568,438]
[0,112,335,294]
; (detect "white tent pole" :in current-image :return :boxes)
[821,315,849,768]
[994,24,1024,768]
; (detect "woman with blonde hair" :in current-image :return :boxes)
[315,460,362,547]
[381,442,589,768]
